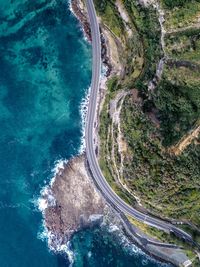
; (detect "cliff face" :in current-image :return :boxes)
[71,0,91,41]
[43,155,108,248]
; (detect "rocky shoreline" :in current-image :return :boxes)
[70,0,112,76]
[42,155,106,248]
[40,155,138,254]
[40,1,193,266]
[70,0,91,41]
[39,0,115,251]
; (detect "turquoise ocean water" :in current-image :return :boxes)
[0,0,172,266]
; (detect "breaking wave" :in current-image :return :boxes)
[37,159,75,266]
[79,87,90,154]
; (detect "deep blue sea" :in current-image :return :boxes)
[0,0,172,266]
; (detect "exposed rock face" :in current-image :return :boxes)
[71,0,112,76]
[44,155,108,248]
[71,0,91,41]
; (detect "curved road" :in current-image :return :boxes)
[85,0,193,243]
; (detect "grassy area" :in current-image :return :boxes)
[99,87,136,206]
[158,14,200,145]
[163,62,200,84]
[96,0,162,90]
[162,0,192,8]
[94,0,125,38]
[122,35,144,86]
[94,0,144,85]
[128,216,172,243]
[165,29,200,64]
[127,216,198,257]
[161,0,200,30]
[127,216,200,264]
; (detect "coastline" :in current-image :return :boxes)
[68,1,194,266]
[38,155,171,267]
[69,0,91,41]
[38,0,138,256]
[37,1,190,266]
[69,0,112,155]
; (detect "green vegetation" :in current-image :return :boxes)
[94,0,144,84]
[122,35,144,86]
[128,216,198,259]
[179,224,200,245]
[97,0,200,257]
[121,96,200,226]
[161,0,200,30]
[162,0,195,8]
[107,76,120,92]
[155,27,200,146]
[152,66,200,146]
[93,0,110,14]
[95,0,163,90]
[124,0,162,91]
[128,216,173,243]
[99,87,136,206]
[94,0,124,37]
[164,62,200,83]
[165,29,200,63]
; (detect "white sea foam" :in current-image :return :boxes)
[52,159,68,179]
[58,242,74,267]
[101,64,109,77]
[36,1,107,265]
[79,87,91,154]
[36,82,91,265]
[38,222,75,266]
[38,197,48,211]
[37,183,56,213]
[78,67,108,154]
[68,0,73,15]
[37,158,75,265]
[37,4,167,266]
[105,220,167,266]
[105,221,143,255]
[37,158,68,214]
[37,159,166,267]
[108,224,120,233]
[37,1,89,262]
[87,251,92,258]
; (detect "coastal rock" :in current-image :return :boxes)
[71,0,91,41]
[43,155,112,249]
[71,0,112,76]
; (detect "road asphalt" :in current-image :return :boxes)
[85,0,194,244]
